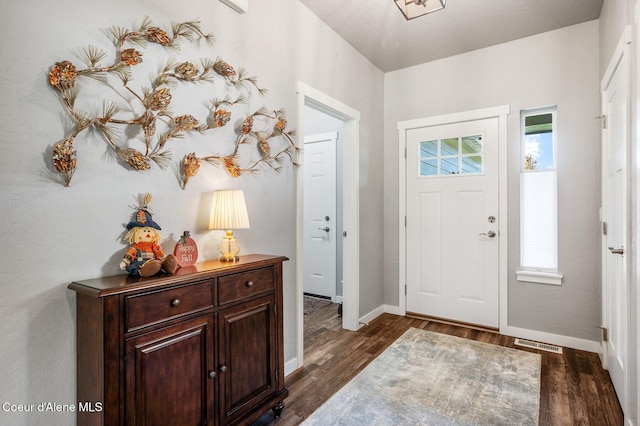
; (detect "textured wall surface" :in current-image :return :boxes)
[383,21,602,341]
[0,0,384,424]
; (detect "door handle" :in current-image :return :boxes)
[318,227,330,232]
[479,231,496,238]
[608,246,624,255]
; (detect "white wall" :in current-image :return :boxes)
[384,21,601,341]
[0,0,384,424]
[599,0,634,74]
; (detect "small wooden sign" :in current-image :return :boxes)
[174,231,198,267]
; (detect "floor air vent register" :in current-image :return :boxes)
[514,338,563,354]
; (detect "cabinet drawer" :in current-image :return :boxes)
[218,268,274,304]
[125,281,213,332]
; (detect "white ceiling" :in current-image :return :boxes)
[299,0,604,72]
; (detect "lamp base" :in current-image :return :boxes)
[219,255,240,262]
[219,230,241,262]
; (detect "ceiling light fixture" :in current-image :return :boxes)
[395,0,446,20]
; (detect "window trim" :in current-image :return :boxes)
[516,270,563,285]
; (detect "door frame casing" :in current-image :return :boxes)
[600,24,632,422]
[295,82,361,371]
[635,5,640,423]
[398,105,510,333]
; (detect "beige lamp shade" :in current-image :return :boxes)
[395,0,446,20]
[209,190,250,230]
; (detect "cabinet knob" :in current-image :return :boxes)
[219,365,227,373]
[245,281,254,288]
[208,370,216,379]
[170,298,181,307]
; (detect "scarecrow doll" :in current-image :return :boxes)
[120,193,179,277]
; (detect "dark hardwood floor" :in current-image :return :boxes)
[258,302,624,425]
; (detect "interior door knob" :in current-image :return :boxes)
[318,227,330,232]
[608,246,624,255]
[479,231,496,238]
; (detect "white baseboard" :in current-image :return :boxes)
[359,305,386,326]
[361,304,602,353]
[507,326,601,353]
[284,357,299,377]
[383,304,404,316]
[358,304,405,326]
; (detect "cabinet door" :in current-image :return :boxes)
[125,316,215,426]
[218,295,277,424]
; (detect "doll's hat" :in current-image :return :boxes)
[127,208,162,230]
[126,193,162,230]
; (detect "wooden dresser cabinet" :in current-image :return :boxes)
[69,254,289,426]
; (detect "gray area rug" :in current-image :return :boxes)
[302,327,541,426]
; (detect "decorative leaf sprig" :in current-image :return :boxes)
[180,108,300,187]
[213,57,268,95]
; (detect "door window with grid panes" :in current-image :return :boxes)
[419,135,483,177]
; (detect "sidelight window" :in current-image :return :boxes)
[517,106,562,285]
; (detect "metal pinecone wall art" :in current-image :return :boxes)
[48,17,298,187]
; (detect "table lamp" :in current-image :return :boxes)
[209,190,250,261]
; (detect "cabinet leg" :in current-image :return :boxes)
[272,401,285,419]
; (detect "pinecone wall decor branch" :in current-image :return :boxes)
[47,16,297,187]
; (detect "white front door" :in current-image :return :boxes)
[406,117,500,328]
[303,132,337,300]
[601,34,630,416]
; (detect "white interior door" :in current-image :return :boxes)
[601,37,629,416]
[303,132,337,300]
[406,117,500,328]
